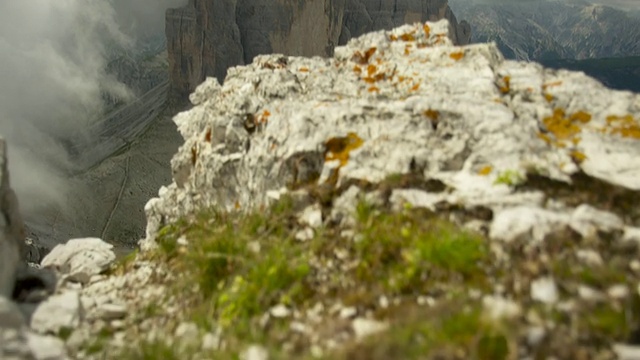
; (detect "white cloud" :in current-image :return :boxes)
[0,0,186,218]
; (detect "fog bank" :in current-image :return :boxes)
[0,0,186,222]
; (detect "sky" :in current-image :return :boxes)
[0,0,186,218]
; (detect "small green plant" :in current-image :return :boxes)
[494,169,526,186]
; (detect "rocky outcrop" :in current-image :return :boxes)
[166,0,470,101]
[0,138,26,298]
[146,18,640,248]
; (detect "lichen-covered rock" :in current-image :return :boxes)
[142,18,640,250]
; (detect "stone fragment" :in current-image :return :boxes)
[530,277,559,304]
[95,303,127,320]
[270,304,291,318]
[41,238,116,284]
[614,344,640,360]
[490,206,569,243]
[569,204,624,239]
[482,295,521,320]
[241,344,269,360]
[26,333,68,360]
[351,318,388,340]
[30,291,82,334]
[298,204,323,228]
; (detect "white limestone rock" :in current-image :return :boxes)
[41,238,116,284]
[530,277,560,304]
[569,204,624,239]
[351,317,389,340]
[490,206,570,243]
[298,204,323,228]
[241,344,269,360]
[26,333,68,360]
[141,17,640,257]
[30,291,83,334]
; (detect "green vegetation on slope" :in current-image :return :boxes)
[88,185,640,359]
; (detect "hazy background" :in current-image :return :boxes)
[452,0,638,11]
[0,0,186,220]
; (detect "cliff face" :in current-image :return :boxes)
[448,0,640,62]
[166,0,470,101]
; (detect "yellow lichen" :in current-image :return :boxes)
[367,64,377,76]
[571,151,587,163]
[400,33,416,42]
[423,24,431,37]
[449,51,465,61]
[544,93,554,102]
[325,132,364,167]
[478,166,493,176]
[299,67,309,72]
[538,109,593,164]
[498,76,511,94]
[424,109,440,129]
[605,115,640,139]
[569,111,591,124]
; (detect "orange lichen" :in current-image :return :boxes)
[544,93,554,102]
[205,128,212,143]
[257,110,271,125]
[353,65,362,74]
[605,115,640,139]
[368,86,380,93]
[367,64,377,76]
[424,109,440,129]
[299,67,309,72]
[542,81,563,90]
[410,83,420,92]
[400,33,416,42]
[449,51,465,61]
[424,109,440,121]
[389,34,399,41]
[498,76,511,94]
[478,166,493,176]
[352,47,377,64]
[404,47,411,56]
[324,132,364,167]
[423,24,431,37]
